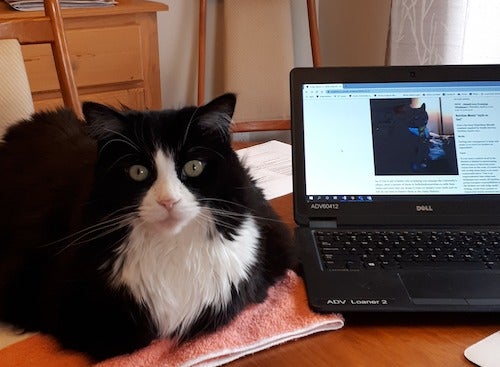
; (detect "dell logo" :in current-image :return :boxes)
[416,205,433,212]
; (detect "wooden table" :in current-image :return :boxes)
[229,192,500,366]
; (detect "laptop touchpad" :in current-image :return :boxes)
[400,272,500,305]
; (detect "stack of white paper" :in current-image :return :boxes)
[5,0,117,11]
[236,140,293,200]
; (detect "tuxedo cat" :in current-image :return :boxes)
[0,94,294,360]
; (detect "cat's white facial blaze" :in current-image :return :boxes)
[111,149,261,338]
[139,150,198,234]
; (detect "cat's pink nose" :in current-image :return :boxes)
[158,199,180,210]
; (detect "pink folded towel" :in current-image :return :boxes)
[97,270,344,367]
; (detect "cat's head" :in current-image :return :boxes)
[82,94,245,236]
[394,102,428,128]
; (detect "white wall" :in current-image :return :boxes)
[318,0,391,66]
[155,0,314,110]
[156,0,198,109]
[155,0,391,110]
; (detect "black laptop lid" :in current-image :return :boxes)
[290,65,500,227]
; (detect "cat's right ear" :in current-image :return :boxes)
[82,102,125,140]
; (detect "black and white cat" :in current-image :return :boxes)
[0,94,294,360]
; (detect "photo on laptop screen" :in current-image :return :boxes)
[370,97,458,176]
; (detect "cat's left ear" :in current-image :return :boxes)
[197,93,236,135]
[201,93,236,118]
[82,102,126,140]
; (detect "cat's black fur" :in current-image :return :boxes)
[396,102,428,130]
[0,94,294,360]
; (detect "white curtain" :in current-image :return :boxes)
[389,0,500,65]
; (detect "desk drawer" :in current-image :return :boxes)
[23,24,144,92]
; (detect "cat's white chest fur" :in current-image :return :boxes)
[111,150,260,337]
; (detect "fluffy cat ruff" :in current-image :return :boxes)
[0,94,294,360]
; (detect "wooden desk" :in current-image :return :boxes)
[233,193,500,366]
[0,0,168,111]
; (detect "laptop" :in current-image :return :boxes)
[290,65,500,312]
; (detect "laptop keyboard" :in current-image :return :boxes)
[313,230,500,271]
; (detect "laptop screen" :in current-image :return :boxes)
[303,80,500,200]
[291,66,500,226]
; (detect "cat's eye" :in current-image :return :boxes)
[129,165,149,182]
[183,160,205,178]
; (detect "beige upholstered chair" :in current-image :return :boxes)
[0,0,81,137]
[0,39,34,133]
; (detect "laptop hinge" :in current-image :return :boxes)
[310,219,337,229]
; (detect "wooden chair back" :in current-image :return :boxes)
[0,0,82,118]
[197,0,321,133]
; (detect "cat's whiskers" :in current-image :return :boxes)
[181,107,201,147]
[194,210,242,232]
[133,118,148,156]
[203,208,249,220]
[188,146,225,160]
[101,127,140,152]
[55,215,135,255]
[101,204,141,221]
[205,210,279,229]
[99,138,139,157]
[41,212,132,247]
[43,210,138,255]
[193,208,266,230]
[101,153,136,176]
[198,198,283,224]
[197,198,251,210]
[97,220,150,274]
[214,114,231,142]
[100,228,138,272]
